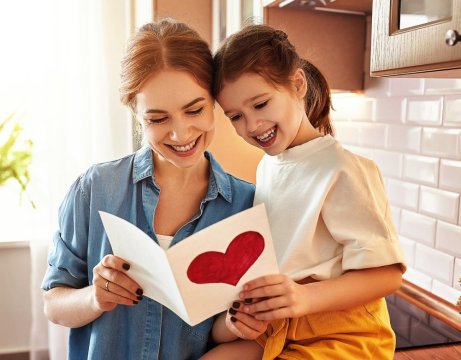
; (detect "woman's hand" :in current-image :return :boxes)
[225,301,269,340]
[92,255,143,312]
[238,274,310,321]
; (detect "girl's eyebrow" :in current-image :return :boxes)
[223,93,269,116]
[144,97,206,115]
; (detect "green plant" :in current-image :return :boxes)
[0,113,34,207]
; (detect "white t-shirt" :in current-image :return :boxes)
[157,234,173,251]
[254,135,406,281]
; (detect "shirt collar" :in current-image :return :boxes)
[132,147,232,203]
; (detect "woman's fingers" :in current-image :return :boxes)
[92,254,144,309]
[226,311,268,340]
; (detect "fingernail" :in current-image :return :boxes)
[137,295,143,301]
[133,300,138,305]
[244,298,253,304]
[229,307,237,315]
[232,301,240,309]
[136,288,143,296]
[123,263,130,270]
[230,316,237,323]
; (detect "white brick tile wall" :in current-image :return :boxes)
[386,179,419,210]
[439,160,461,193]
[454,259,461,290]
[373,98,404,123]
[405,97,443,126]
[443,95,461,127]
[421,128,461,159]
[359,123,387,148]
[333,122,360,145]
[332,77,461,304]
[403,267,432,291]
[400,210,436,246]
[436,221,461,258]
[419,186,460,224]
[414,244,454,285]
[399,236,416,267]
[432,280,461,304]
[425,79,461,94]
[387,125,421,153]
[388,78,424,96]
[403,155,439,186]
[373,150,402,178]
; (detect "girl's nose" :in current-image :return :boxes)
[246,116,263,134]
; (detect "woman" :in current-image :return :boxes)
[41,19,255,360]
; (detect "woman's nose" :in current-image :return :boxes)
[169,120,191,142]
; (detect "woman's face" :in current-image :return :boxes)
[217,71,309,156]
[135,70,215,168]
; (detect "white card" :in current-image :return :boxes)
[99,204,279,325]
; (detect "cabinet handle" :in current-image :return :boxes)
[445,29,461,46]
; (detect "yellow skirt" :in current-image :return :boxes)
[256,298,395,360]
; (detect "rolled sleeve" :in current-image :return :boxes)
[322,158,407,274]
[41,175,90,290]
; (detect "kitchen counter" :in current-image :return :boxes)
[386,280,461,358]
[394,343,461,359]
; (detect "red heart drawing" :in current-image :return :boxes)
[187,231,265,286]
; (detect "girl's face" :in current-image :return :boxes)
[135,70,215,168]
[217,71,310,156]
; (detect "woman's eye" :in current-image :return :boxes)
[229,114,242,122]
[186,107,204,116]
[145,117,167,125]
[254,100,268,109]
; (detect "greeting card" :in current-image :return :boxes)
[99,204,279,325]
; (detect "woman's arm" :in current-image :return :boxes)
[211,305,269,343]
[238,264,402,321]
[43,255,142,328]
[43,286,104,328]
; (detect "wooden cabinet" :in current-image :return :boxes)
[263,4,368,92]
[371,0,461,77]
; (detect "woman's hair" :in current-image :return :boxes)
[213,24,333,136]
[120,18,213,112]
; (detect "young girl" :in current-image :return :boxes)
[211,24,407,359]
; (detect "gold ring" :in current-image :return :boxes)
[105,280,110,292]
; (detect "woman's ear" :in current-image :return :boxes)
[293,68,307,98]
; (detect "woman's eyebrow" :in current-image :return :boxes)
[182,97,205,109]
[144,97,206,115]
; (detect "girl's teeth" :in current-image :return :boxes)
[172,139,197,152]
[256,128,275,142]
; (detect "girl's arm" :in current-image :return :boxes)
[239,264,402,321]
[43,255,141,328]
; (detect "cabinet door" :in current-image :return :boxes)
[371,0,461,76]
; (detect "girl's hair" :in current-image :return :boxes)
[120,18,213,112]
[213,24,333,136]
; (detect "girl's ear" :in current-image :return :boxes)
[293,68,307,98]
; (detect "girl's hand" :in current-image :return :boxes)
[92,255,143,312]
[239,274,310,321]
[225,301,269,340]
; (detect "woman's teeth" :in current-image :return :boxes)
[256,128,275,142]
[171,138,197,152]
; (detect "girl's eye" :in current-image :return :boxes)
[229,114,242,122]
[186,107,204,116]
[254,100,268,109]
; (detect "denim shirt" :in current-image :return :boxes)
[41,147,255,360]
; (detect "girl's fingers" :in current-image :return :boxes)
[239,283,286,302]
[242,274,285,291]
[242,294,288,314]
